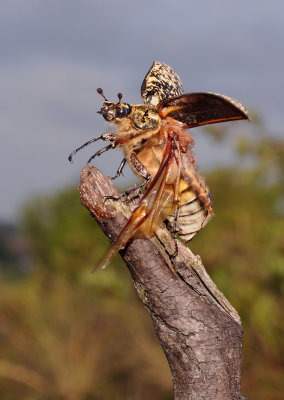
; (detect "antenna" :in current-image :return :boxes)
[97,88,108,101]
[117,92,122,103]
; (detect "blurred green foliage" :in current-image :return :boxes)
[0,116,283,399]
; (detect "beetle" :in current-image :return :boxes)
[69,61,248,269]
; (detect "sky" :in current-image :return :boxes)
[1,0,284,222]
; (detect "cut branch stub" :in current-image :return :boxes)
[79,166,244,400]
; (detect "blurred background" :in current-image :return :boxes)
[0,1,283,399]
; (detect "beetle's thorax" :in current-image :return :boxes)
[128,104,160,130]
[100,101,160,131]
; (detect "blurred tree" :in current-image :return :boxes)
[191,118,284,399]
[0,223,28,274]
[0,189,172,400]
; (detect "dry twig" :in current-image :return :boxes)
[79,166,244,400]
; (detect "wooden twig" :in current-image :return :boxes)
[79,166,244,400]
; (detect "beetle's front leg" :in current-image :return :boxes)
[68,131,117,163]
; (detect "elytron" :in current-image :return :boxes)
[69,61,248,269]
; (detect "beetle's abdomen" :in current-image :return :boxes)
[178,188,212,242]
[168,175,213,242]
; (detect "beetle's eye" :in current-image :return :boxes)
[116,106,130,118]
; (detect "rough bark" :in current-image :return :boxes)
[79,166,244,400]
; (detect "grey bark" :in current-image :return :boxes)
[78,166,244,400]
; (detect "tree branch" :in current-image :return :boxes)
[79,166,244,400]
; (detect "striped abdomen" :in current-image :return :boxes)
[168,173,213,242]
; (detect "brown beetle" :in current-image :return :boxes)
[69,62,248,269]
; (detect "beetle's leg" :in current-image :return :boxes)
[105,151,151,202]
[87,143,115,164]
[170,205,180,259]
[68,131,116,163]
[170,234,179,260]
[169,133,181,260]
[123,177,150,199]
[104,175,150,203]
[112,158,127,180]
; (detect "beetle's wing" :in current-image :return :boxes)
[141,61,184,106]
[158,92,249,127]
[94,133,180,271]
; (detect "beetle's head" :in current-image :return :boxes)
[97,88,131,122]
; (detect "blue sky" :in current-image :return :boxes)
[1,0,284,221]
